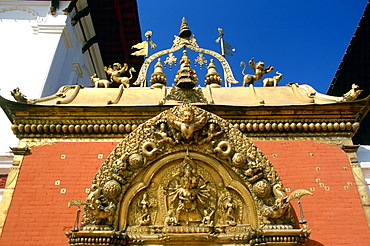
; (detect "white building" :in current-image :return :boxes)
[358,145,370,195]
[0,0,105,201]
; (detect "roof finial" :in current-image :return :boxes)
[179,17,192,38]
[174,50,198,88]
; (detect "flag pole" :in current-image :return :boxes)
[216,28,229,87]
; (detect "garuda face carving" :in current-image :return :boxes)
[167,103,207,143]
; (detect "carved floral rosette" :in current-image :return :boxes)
[78,103,297,240]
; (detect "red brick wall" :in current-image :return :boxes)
[0,142,118,246]
[255,140,370,246]
[1,140,369,245]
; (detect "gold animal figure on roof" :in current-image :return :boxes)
[262,71,283,87]
[241,58,274,86]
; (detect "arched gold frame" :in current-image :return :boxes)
[133,38,239,86]
[119,151,258,231]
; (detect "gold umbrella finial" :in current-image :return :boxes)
[179,17,192,38]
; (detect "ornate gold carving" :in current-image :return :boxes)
[253,179,271,198]
[261,184,290,224]
[103,63,136,88]
[133,19,239,86]
[150,58,167,87]
[342,84,362,102]
[138,193,153,225]
[172,35,199,50]
[90,74,111,88]
[103,180,122,200]
[65,231,126,245]
[142,142,160,159]
[56,85,83,104]
[185,44,239,85]
[205,59,222,87]
[107,84,124,104]
[167,103,207,143]
[221,194,238,225]
[165,155,211,225]
[174,50,198,89]
[240,58,274,86]
[213,140,234,161]
[10,87,27,103]
[195,53,207,68]
[128,153,144,169]
[10,118,359,140]
[154,122,176,146]
[164,210,177,226]
[65,103,311,244]
[104,63,128,80]
[12,120,143,137]
[115,68,136,88]
[199,122,223,145]
[232,152,247,168]
[134,46,181,86]
[165,86,207,103]
[164,53,177,69]
[262,71,283,87]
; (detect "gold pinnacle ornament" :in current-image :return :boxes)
[179,17,192,38]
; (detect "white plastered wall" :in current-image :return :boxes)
[357,145,370,196]
[0,1,102,202]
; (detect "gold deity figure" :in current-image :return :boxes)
[104,63,128,80]
[164,210,178,226]
[167,162,210,225]
[104,63,136,88]
[138,193,151,225]
[154,122,175,145]
[169,104,207,142]
[199,123,222,145]
[224,196,237,225]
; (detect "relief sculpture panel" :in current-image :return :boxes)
[67,102,311,245]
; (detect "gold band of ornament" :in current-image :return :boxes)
[11,120,359,136]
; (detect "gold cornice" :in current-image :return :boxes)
[2,94,369,140]
[65,227,310,246]
[341,144,361,153]
[10,119,360,139]
[9,147,30,156]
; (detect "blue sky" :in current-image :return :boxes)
[137,1,368,94]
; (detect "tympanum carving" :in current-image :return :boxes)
[68,103,311,244]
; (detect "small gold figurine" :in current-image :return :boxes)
[240,58,274,86]
[90,74,112,88]
[104,63,136,88]
[262,71,283,87]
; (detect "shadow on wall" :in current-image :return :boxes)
[290,202,325,246]
[306,239,325,246]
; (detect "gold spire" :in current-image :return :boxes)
[174,50,198,89]
[150,58,167,87]
[179,17,192,38]
[205,59,222,87]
